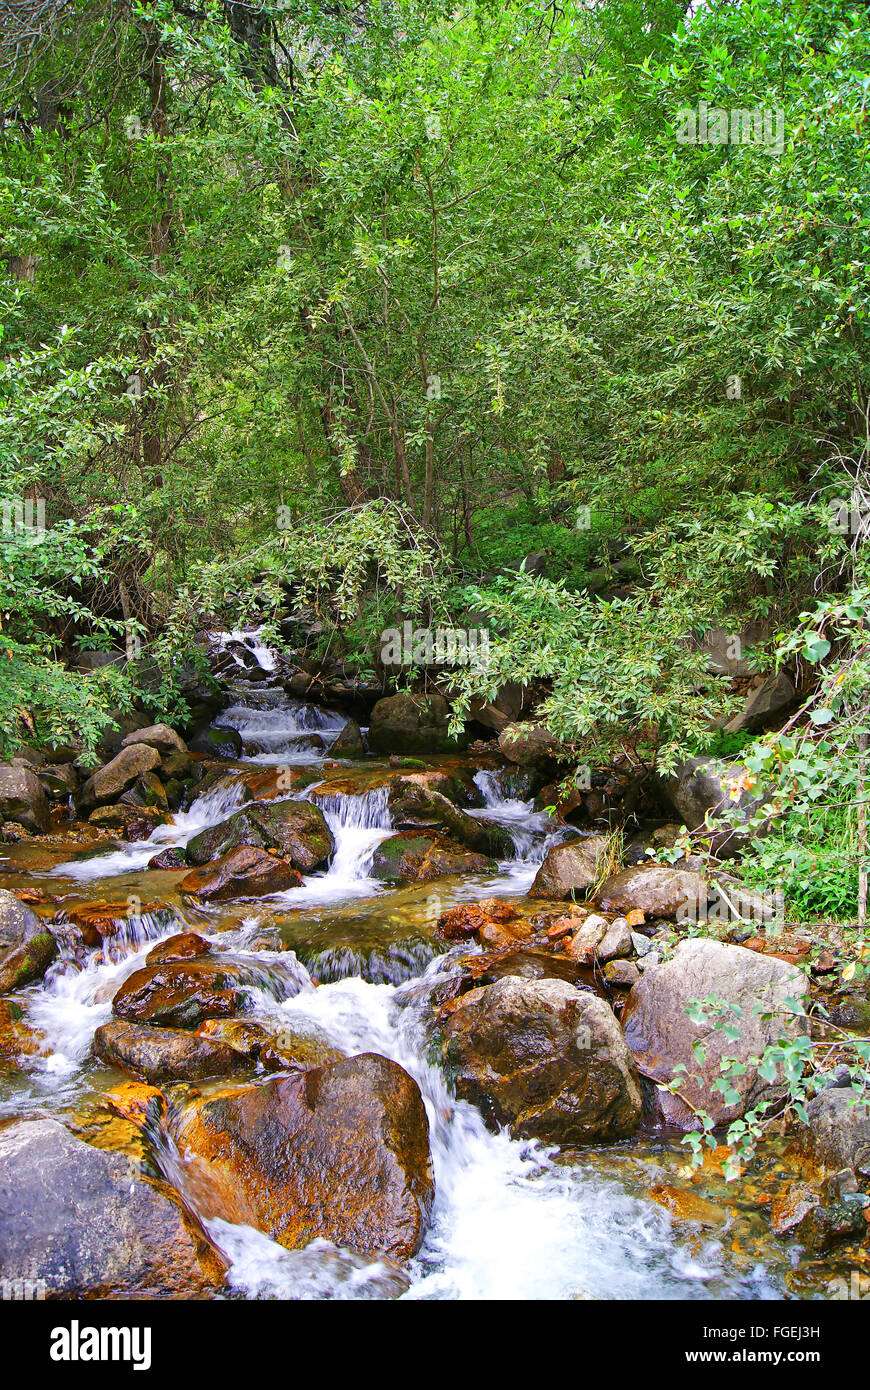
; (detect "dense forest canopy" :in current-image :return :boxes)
[2,0,869,912]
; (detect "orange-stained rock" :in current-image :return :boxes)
[437,903,491,940]
[478,917,534,950]
[649,1185,727,1228]
[0,997,43,1062]
[64,900,171,947]
[170,1053,434,1260]
[179,845,303,901]
[94,1020,244,1083]
[475,899,520,923]
[147,931,212,965]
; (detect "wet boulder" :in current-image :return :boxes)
[0,762,50,833]
[186,801,333,873]
[621,938,810,1131]
[146,931,212,965]
[330,719,366,758]
[148,847,188,870]
[389,782,513,858]
[87,803,165,838]
[179,846,303,901]
[442,976,641,1144]
[93,1020,244,1083]
[81,743,162,808]
[0,1117,224,1297]
[0,929,58,994]
[415,842,497,881]
[112,959,252,1028]
[368,691,468,755]
[189,724,244,758]
[170,1053,434,1260]
[528,836,609,900]
[370,830,440,881]
[0,889,58,993]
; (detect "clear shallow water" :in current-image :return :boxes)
[1,678,790,1299]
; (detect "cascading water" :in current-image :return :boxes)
[2,669,796,1301]
[50,778,247,881]
[218,685,346,764]
[468,767,569,889]
[161,960,782,1301]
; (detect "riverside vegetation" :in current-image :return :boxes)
[0,0,869,1300]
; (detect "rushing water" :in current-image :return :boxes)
[0,675,793,1299]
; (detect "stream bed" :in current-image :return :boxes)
[0,678,854,1300]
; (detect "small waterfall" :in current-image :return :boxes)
[218,689,344,763]
[51,778,247,881]
[314,788,393,885]
[162,965,781,1302]
[212,626,277,673]
[469,769,566,876]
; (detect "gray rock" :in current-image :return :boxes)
[656,756,773,857]
[621,938,810,1131]
[121,722,188,754]
[81,743,162,806]
[529,837,609,900]
[799,1088,870,1177]
[0,889,43,951]
[0,1118,224,1296]
[0,763,50,832]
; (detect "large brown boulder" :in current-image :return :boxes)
[528,837,609,900]
[621,938,810,1131]
[368,691,468,754]
[442,976,642,1144]
[94,1020,244,1083]
[0,763,50,832]
[0,1118,224,1297]
[186,800,333,872]
[179,845,303,901]
[597,865,707,918]
[171,1053,434,1260]
[81,743,161,807]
